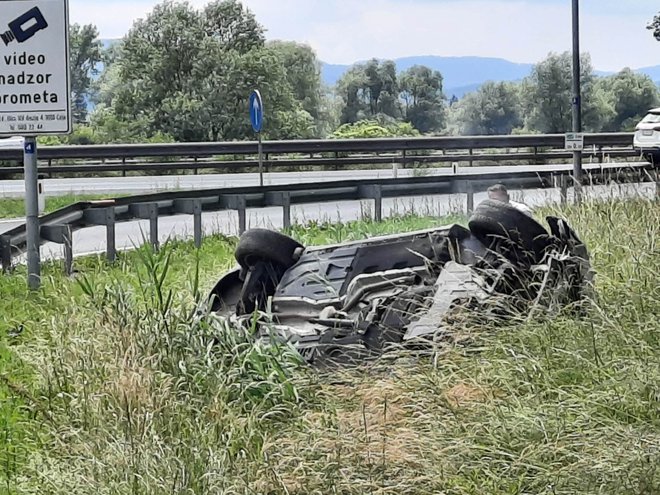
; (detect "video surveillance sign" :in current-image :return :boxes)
[0,0,71,136]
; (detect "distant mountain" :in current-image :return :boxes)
[95,41,660,98]
[321,56,534,97]
[443,83,482,99]
[321,56,660,98]
[637,65,660,85]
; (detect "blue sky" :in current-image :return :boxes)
[69,0,660,70]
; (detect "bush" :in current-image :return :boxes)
[331,119,420,139]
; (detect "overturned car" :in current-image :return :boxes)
[208,200,593,365]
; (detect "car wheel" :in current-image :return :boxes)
[235,228,304,269]
[468,199,552,265]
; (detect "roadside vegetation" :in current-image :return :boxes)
[1,198,659,494]
[0,195,121,220]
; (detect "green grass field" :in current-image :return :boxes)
[0,200,658,494]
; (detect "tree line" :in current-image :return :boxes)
[60,1,660,144]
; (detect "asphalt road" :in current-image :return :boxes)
[2,181,655,267]
[0,161,646,198]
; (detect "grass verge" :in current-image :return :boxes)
[0,202,659,494]
[0,195,121,220]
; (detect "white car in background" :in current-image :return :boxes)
[633,108,660,164]
[0,136,24,149]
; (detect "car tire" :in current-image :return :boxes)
[235,228,304,269]
[468,199,552,264]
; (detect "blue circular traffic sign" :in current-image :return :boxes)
[249,90,264,133]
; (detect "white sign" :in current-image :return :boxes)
[565,132,584,151]
[0,0,71,136]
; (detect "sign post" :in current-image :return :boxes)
[249,90,264,187]
[23,137,39,288]
[0,0,72,289]
[571,0,583,204]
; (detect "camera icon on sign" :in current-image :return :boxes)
[1,7,49,46]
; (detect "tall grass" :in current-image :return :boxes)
[0,200,658,494]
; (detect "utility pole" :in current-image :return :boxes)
[571,0,583,203]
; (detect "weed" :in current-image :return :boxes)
[0,198,658,493]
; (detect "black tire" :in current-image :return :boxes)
[468,199,551,264]
[235,228,304,269]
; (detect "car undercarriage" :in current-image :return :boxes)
[207,199,594,366]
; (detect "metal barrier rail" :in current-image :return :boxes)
[1,159,656,276]
[0,132,637,177]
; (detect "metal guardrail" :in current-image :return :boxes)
[1,159,657,276]
[0,133,638,177]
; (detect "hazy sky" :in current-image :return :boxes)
[68,0,660,70]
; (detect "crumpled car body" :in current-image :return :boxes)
[208,200,594,365]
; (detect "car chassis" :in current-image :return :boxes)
[208,200,593,366]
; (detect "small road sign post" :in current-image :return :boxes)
[0,0,72,290]
[249,90,264,187]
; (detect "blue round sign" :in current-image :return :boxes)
[249,90,264,133]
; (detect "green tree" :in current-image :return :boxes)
[449,82,522,135]
[103,0,312,142]
[399,65,446,133]
[267,41,322,119]
[203,0,264,53]
[336,66,369,124]
[189,44,311,140]
[112,0,204,133]
[521,52,608,133]
[69,23,103,123]
[336,59,402,124]
[595,69,659,131]
[649,12,660,40]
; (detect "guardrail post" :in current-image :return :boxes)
[466,181,474,214]
[40,225,74,276]
[281,192,291,230]
[193,200,203,248]
[174,198,210,248]
[560,175,568,206]
[221,195,248,235]
[84,207,117,263]
[374,188,382,222]
[122,157,126,178]
[1,235,11,274]
[358,185,383,222]
[63,226,73,276]
[468,148,474,167]
[220,195,248,235]
[106,209,117,262]
[238,196,247,234]
[148,204,159,251]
